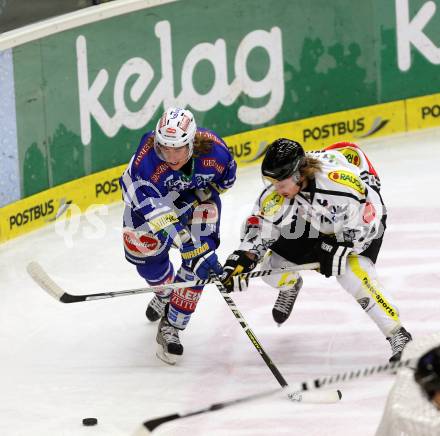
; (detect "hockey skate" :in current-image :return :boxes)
[156,316,184,365]
[272,276,303,325]
[387,327,412,362]
[146,294,168,322]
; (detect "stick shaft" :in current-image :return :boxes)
[27,261,319,303]
[216,282,288,387]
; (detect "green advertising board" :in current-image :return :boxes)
[9,0,440,198]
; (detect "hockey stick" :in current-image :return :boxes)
[134,358,414,435]
[133,387,282,435]
[213,277,342,404]
[26,261,319,303]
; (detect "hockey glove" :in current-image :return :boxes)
[181,242,223,280]
[221,250,258,293]
[314,236,353,278]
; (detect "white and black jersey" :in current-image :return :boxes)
[239,144,386,262]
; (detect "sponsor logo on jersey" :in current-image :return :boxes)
[151,162,169,183]
[422,104,440,119]
[149,212,179,233]
[123,229,160,257]
[134,141,154,168]
[340,148,361,167]
[164,176,192,192]
[246,215,261,227]
[9,200,55,229]
[95,177,120,197]
[202,158,225,174]
[181,242,210,260]
[328,170,365,195]
[362,202,376,224]
[261,191,284,216]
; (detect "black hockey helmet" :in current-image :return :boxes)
[261,138,306,182]
[414,346,440,398]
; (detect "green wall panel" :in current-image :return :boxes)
[10,0,440,196]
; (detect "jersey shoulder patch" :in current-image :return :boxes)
[133,131,155,168]
[197,128,226,147]
[338,147,362,167]
[327,170,365,195]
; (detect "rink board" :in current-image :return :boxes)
[1,92,440,243]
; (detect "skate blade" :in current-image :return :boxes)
[156,343,180,365]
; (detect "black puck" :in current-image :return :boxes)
[82,418,98,426]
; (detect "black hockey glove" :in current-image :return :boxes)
[221,250,258,292]
[314,236,354,278]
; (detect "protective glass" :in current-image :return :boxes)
[262,170,301,187]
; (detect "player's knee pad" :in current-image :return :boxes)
[136,255,174,295]
[337,254,377,298]
[261,251,302,291]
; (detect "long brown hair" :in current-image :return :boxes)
[300,156,322,181]
[192,131,214,157]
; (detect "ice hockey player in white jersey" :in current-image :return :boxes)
[221,138,412,362]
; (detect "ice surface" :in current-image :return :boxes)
[1,129,439,436]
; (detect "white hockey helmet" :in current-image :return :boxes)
[154,107,197,160]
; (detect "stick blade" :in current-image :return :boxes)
[138,414,180,434]
[131,425,153,436]
[26,261,66,302]
[288,389,342,404]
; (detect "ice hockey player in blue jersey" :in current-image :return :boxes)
[120,107,236,364]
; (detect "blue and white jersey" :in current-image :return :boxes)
[120,127,236,233]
